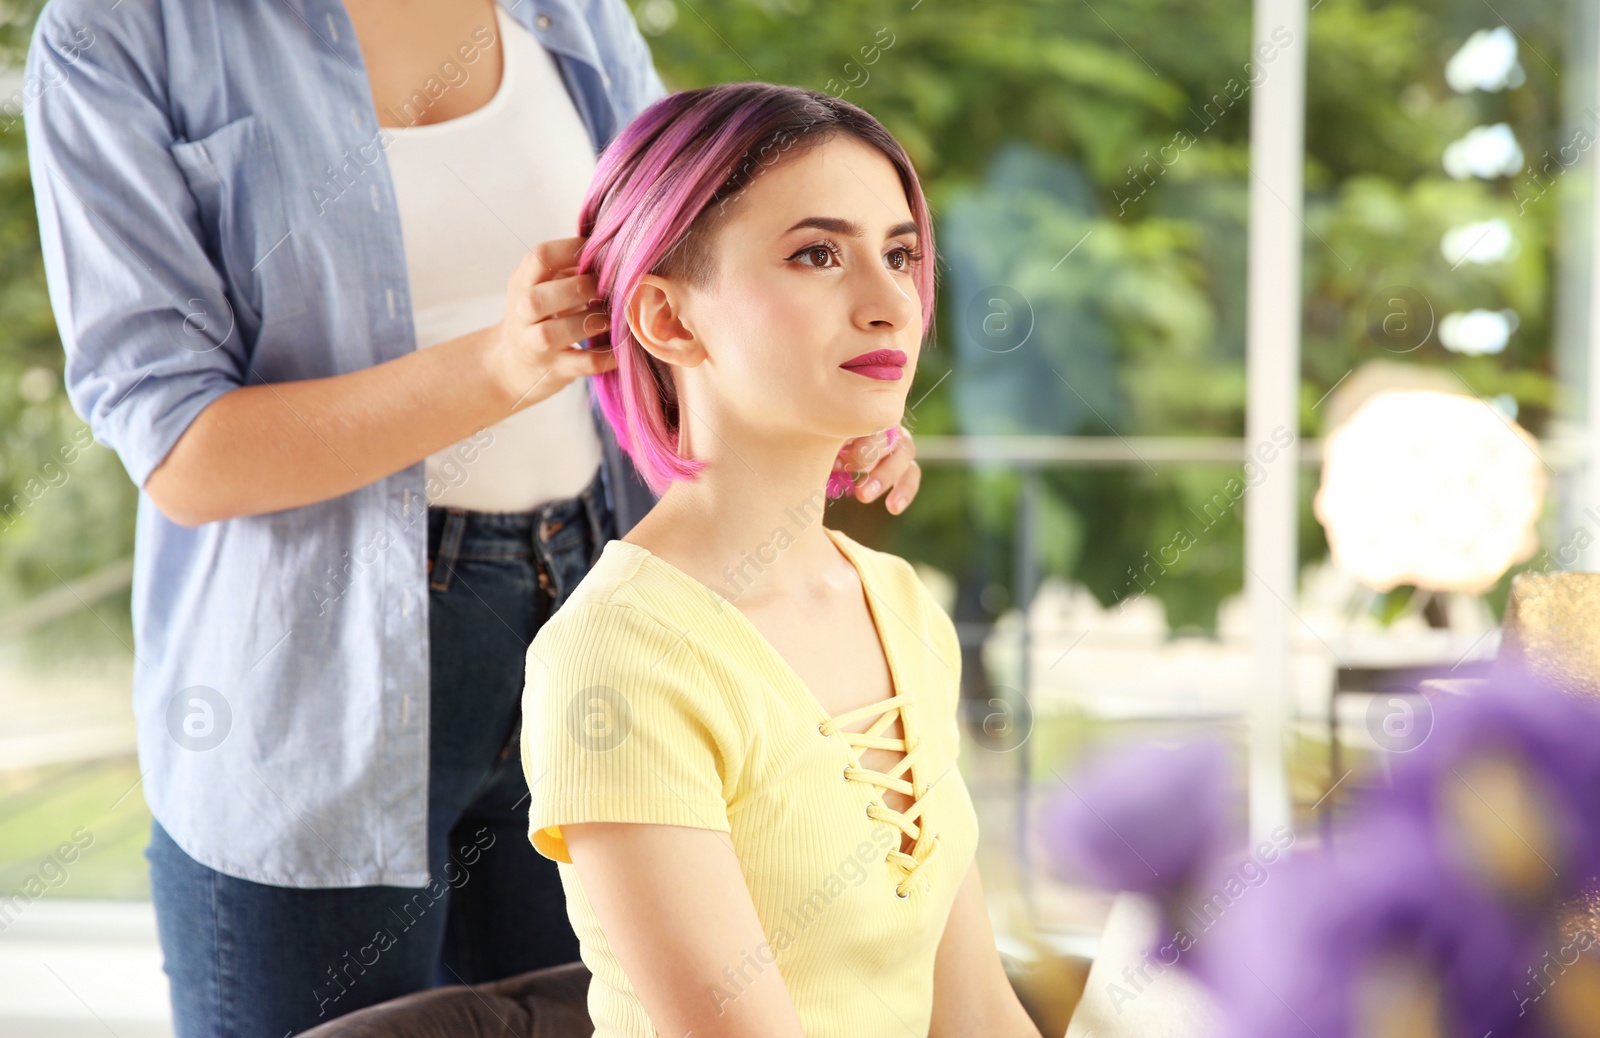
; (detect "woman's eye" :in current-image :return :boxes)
[789,240,920,270]
[791,242,840,268]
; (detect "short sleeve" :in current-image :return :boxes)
[520,601,734,864]
[24,1,246,490]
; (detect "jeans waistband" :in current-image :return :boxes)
[426,466,610,591]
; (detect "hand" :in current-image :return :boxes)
[484,235,617,412]
[834,424,921,514]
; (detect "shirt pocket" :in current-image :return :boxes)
[170,113,309,331]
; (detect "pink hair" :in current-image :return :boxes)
[576,82,937,496]
[825,426,900,499]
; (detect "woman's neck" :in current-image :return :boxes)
[622,456,847,606]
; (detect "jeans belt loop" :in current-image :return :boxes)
[429,508,468,593]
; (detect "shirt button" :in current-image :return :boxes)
[535,13,552,29]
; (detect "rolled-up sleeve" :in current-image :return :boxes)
[597,0,670,117]
[23,3,245,490]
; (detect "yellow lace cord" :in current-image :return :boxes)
[819,693,941,897]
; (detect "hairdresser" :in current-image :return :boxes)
[23,1,921,1034]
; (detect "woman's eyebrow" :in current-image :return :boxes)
[782,216,919,239]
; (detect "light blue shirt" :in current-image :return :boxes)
[25,0,667,887]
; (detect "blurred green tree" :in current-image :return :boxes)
[644,0,1568,647]
[0,0,138,644]
[0,0,1574,666]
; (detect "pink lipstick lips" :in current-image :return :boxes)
[839,348,907,381]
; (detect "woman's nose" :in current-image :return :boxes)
[856,263,920,331]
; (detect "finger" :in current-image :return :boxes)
[551,343,618,381]
[854,439,915,503]
[506,253,582,324]
[881,460,921,515]
[521,310,611,354]
[837,426,898,473]
[530,236,587,280]
[530,271,602,322]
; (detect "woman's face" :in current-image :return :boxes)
[642,134,925,451]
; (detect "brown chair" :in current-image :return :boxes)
[296,960,592,1038]
[1488,570,1600,698]
[1413,571,1600,699]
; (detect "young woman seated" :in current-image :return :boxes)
[519,81,1043,1038]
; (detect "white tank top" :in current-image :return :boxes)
[385,3,603,513]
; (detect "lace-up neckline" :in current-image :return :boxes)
[609,526,942,899]
[818,695,941,898]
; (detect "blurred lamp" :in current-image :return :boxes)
[1314,389,1544,593]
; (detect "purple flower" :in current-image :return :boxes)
[1323,672,1600,940]
[1039,676,1600,1035]
[1194,806,1544,1038]
[1191,672,1600,1037]
[1039,737,1236,903]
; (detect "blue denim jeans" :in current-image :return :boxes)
[146,467,616,1037]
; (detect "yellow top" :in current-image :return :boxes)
[520,525,981,1038]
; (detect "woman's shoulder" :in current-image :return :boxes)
[532,538,736,655]
[522,541,744,750]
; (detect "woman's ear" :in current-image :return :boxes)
[625,275,705,370]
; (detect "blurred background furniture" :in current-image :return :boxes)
[295,960,591,1038]
[1477,571,1600,700]
[1320,570,1600,847]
